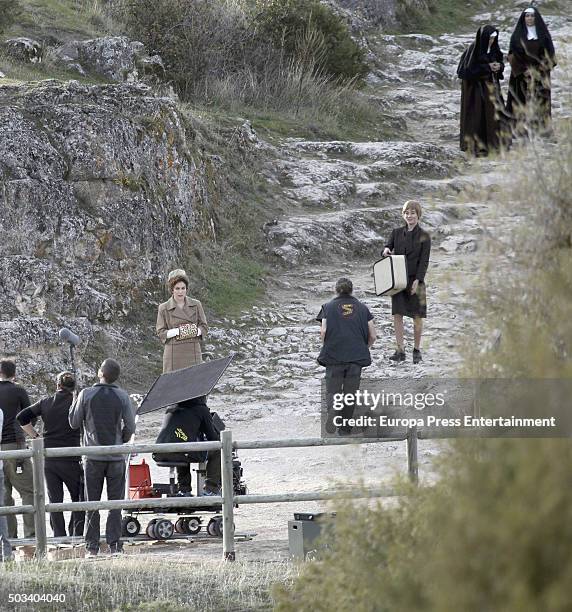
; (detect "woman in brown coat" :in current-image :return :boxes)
[156,269,209,373]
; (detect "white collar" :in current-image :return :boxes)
[526,25,538,40]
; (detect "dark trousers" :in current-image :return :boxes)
[325,363,363,431]
[44,459,85,537]
[176,450,222,493]
[84,459,126,553]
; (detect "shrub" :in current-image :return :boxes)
[121,0,253,99]
[253,0,368,82]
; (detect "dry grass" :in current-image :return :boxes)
[0,557,299,611]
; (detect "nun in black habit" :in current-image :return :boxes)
[457,25,506,156]
[506,6,556,131]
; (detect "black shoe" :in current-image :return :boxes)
[325,417,336,435]
[389,350,406,362]
[413,349,422,364]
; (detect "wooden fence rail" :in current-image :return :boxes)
[0,428,418,560]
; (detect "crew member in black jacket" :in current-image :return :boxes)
[382,200,431,364]
[0,359,34,539]
[154,396,222,496]
[17,372,85,538]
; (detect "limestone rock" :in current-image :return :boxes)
[51,37,165,82]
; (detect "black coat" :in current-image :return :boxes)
[153,396,220,464]
[384,224,431,282]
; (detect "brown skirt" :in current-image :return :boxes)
[162,338,203,373]
[391,280,427,318]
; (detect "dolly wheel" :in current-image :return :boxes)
[146,518,158,539]
[212,516,224,538]
[185,516,201,535]
[155,519,175,540]
[175,518,187,534]
[121,516,141,537]
[207,516,223,537]
[206,518,217,537]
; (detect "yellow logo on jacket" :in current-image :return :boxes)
[342,304,354,317]
[175,427,188,442]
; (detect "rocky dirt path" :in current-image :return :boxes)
[133,6,572,558]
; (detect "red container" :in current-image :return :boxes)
[128,459,160,499]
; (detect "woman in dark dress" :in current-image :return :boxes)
[457,25,507,156]
[382,200,431,365]
[506,6,556,134]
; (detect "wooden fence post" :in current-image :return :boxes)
[31,437,47,558]
[221,430,235,561]
[407,427,419,485]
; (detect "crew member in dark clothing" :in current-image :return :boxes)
[0,359,34,539]
[316,278,377,435]
[383,200,431,364]
[69,359,136,557]
[17,372,85,538]
[155,396,222,495]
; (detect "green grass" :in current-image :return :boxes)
[199,253,267,317]
[0,53,109,85]
[190,97,397,143]
[394,0,491,35]
[6,0,115,42]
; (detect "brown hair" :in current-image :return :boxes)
[402,199,422,218]
[167,268,189,293]
[56,371,76,390]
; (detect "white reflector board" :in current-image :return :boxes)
[373,255,408,296]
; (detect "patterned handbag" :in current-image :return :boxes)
[177,323,199,340]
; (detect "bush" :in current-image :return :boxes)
[0,0,19,34]
[253,0,368,82]
[121,0,253,99]
[119,0,371,125]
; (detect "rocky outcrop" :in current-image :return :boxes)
[50,37,165,82]
[0,80,207,389]
[333,0,398,26]
[2,38,43,63]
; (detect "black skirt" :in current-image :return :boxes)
[391,278,427,318]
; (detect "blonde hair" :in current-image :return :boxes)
[402,199,422,218]
[167,268,189,292]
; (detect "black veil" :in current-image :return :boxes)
[509,6,555,59]
[457,25,502,79]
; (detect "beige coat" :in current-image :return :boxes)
[156,296,209,373]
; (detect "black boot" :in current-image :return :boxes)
[413,348,422,364]
[389,350,406,362]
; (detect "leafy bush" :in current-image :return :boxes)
[253,0,368,82]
